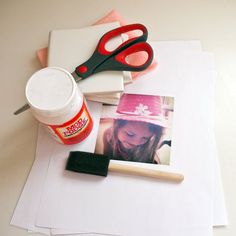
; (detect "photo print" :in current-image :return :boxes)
[95,93,174,165]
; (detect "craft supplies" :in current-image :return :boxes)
[25,67,93,145]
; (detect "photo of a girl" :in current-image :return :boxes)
[95,93,174,165]
[103,119,163,163]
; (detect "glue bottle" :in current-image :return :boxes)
[25,67,93,145]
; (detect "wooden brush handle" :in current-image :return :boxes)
[108,162,184,182]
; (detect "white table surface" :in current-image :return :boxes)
[0,0,235,235]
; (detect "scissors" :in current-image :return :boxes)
[14,23,153,115]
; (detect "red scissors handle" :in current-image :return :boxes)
[97,23,148,55]
[95,42,153,73]
[75,24,153,79]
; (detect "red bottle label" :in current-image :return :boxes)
[46,102,93,145]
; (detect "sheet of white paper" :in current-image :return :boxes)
[10,101,103,235]
[35,46,218,236]
[51,227,213,236]
[176,51,227,226]
[10,124,54,235]
[51,53,227,234]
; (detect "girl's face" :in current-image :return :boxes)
[117,121,153,150]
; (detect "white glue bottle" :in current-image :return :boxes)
[25,67,93,145]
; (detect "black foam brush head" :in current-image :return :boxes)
[66,151,110,177]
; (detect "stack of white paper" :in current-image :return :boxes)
[11,41,227,236]
[48,22,132,105]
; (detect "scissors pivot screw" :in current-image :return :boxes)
[77,65,88,74]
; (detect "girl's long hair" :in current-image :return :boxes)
[111,119,163,163]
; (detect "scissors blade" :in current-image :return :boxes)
[71,71,82,83]
[14,103,30,115]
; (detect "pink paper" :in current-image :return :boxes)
[36,47,48,68]
[36,9,157,80]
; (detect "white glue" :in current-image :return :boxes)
[25,67,93,144]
